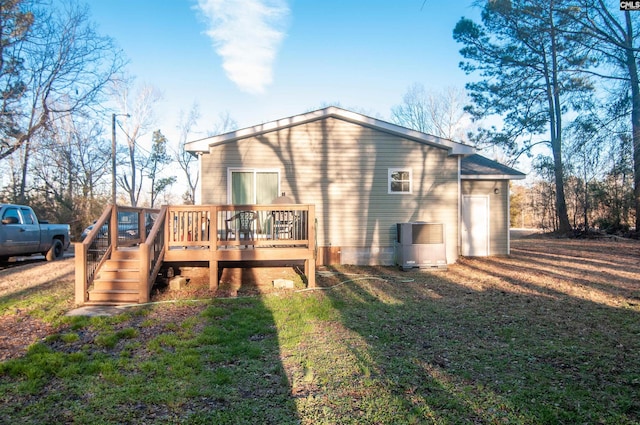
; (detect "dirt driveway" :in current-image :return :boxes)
[0,256,75,361]
[0,257,75,298]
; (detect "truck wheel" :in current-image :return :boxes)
[46,239,64,261]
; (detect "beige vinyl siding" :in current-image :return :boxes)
[200,117,460,264]
[461,180,509,255]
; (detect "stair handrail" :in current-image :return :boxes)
[138,205,167,303]
[74,204,114,305]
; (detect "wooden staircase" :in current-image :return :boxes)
[87,248,141,305]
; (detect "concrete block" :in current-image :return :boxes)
[169,276,188,291]
[273,278,294,289]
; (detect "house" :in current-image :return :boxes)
[185,106,525,267]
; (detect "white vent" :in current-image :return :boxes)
[395,222,447,270]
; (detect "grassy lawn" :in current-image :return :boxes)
[1,237,640,424]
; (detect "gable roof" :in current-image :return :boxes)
[461,154,526,180]
[185,106,476,156]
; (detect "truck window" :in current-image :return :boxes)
[20,208,35,224]
[2,207,21,224]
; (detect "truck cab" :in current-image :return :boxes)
[1,205,42,256]
[0,204,70,262]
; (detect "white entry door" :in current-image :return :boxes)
[461,195,489,256]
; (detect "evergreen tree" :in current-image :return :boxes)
[454,0,593,233]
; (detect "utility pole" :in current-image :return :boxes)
[111,113,130,205]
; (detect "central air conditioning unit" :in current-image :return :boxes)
[395,222,447,270]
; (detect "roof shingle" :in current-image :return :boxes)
[461,154,526,180]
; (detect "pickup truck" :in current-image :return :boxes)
[0,204,71,262]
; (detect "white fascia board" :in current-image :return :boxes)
[185,109,331,153]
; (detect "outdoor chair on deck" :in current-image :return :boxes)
[272,210,295,240]
[225,211,259,246]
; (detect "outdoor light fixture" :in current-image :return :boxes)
[111,112,130,205]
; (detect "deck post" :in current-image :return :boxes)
[139,245,150,304]
[209,205,219,291]
[305,258,316,288]
[209,259,219,291]
[74,242,88,304]
[307,205,316,288]
[110,204,119,248]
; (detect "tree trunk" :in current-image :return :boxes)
[128,143,137,207]
[549,2,572,233]
[551,140,571,233]
[583,168,589,231]
[624,12,640,232]
[19,138,30,204]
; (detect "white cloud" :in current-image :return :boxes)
[196,0,290,94]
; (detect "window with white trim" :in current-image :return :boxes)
[388,168,412,194]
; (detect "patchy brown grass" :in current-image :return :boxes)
[279,236,640,423]
[0,258,75,361]
[0,237,639,423]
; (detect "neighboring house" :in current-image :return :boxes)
[185,107,525,266]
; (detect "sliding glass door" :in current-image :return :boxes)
[229,169,279,204]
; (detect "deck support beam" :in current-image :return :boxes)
[209,258,219,290]
[305,258,316,288]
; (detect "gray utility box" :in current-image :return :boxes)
[395,222,447,270]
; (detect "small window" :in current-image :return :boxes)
[388,168,412,194]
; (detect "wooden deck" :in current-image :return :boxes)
[75,204,316,305]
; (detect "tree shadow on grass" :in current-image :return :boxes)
[0,267,301,425]
[314,248,640,423]
[183,273,300,424]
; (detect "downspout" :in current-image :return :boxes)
[197,152,203,204]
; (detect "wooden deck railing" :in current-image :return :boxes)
[165,204,314,249]
[75,204,161,304]
[75,205,113,304]
[139,205,167,303]
[164,204,316,288]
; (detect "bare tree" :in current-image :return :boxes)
[391,83,471,140]
[175,108,238,204]
[29,112,111,234]
[111,77,162,206]
[175,103,200,205]
[0,0,124,203]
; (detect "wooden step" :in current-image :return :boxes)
[83,301,132,307]
[103,258,140,270]
[97,268,140,280]
[111,249,140,260]
[93,278,139,291]
[87,246,143,304]
[88,289,139,303]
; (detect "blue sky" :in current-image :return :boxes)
[87,0,479,142]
